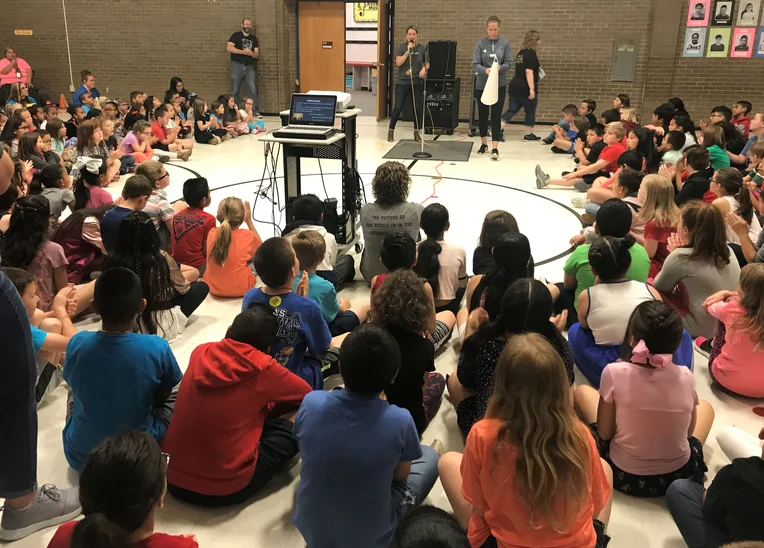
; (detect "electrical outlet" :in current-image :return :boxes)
[69,84,75,92]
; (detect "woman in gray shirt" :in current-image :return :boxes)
[653,202,741,338]
[360,162,423,283]
[472,15,512,160]
[388,26,430,143]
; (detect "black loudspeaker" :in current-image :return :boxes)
[427,40,457,79]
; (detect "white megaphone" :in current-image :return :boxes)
[480,55,500,106]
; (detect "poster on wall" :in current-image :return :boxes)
[712,0,735,25]
[731,27,756,55]
[683,27,708,56]
[688,0,712,26]
[353,3,378,22]
[755,28,764,56]
[707,27,732,55]
[737,0,761,25]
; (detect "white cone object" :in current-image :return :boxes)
[480,59,500,106]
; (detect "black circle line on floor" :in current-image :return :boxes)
[188,173,584,267]
[164,162,202,179]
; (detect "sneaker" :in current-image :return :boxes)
[574,180,591,193]
[550,146,565,154]
[253,110,263,119]
[535,164,545,179]
[477,144,488,155]
[221,133,233,142]
[524,133,541,142]
[177,149,193,161]
[387,128,394,142]
[694,337,712,358]
[542,136,554,145]
[562,171,571,177]
[156,155,170,164]
[430,439,445,456]
[491,148,499,160]
[0,485,81,541]
[571,195,588,209]
[535,166,549,189]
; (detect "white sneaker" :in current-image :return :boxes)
[571,195,588,209]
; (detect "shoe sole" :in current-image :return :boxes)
[693,341,711,359]
[0,506,82,541]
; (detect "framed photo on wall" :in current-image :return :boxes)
[688,0,712,26]
[737,0,761,25]
[755,28,764,56]
[683,27,708,56]
[713,0,735,25]
[731,27,756,56]
[707,27,732,56]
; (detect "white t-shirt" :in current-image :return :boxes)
[588,280,655,345]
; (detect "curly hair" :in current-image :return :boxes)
[372,269,430,333]
[372,162,411,206]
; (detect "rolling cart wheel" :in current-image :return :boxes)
[468,129,475,137]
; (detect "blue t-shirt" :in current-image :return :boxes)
[293,390,422,548]
[241,289,331,389]
[101,206,133,252]
[62,331,182,471]
[742,134,764,158]
[72,85,100,106]
[292,272,339,323]
[30,325,47,353]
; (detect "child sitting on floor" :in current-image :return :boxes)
[48,431,198,548]
[667,145,714,206]
[373,269,447,435]
[413,203,467,315]
[581,163,646,240]
[732,100,753,138]
[637,174,681,278]
[391,506,469,548]
[242,237,333,389]
[63,267,182,471]
[743,141,764,189]
[703,264,764,398]
[163,304,312,506]
[100,174,152,253]
[136,160,185,251]
[151,106,193,161]
[193,99,228,145]
[551,114,590,155]
[293,324,440,548]
[542,103,577,145]
[438,333,613,547]
[659,130,686,167]
[172,177,216,277]
[574,301,714,497]
[204,197,262,297]
[581,98,598,126]
[572,123,606,173]
[704,125,732,171]
[291,230,369,336]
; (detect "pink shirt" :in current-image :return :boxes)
[600,360,698,475]
[119,132,140,155]
[84,184,113,209]
[708,298,764,398]
[0,58,30,86]
[27,241,68,312]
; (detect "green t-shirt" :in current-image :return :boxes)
[563,242,650,310]
[707,145,731,171]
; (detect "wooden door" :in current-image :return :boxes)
[298,2,346,92]
[376,0,389,121]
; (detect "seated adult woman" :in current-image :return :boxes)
[710,168,761,263]
[164,76,191,104]
[448,278,574,438]
[103,211,209,342]
[76,119,121,183]
[5,82,36,108]
[653,202,741,339]
[472,210,535,275]
[71,157,112,211]
[359,162,423,283]
[52,205,113,284]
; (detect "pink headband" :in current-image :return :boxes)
[631,340,673,369]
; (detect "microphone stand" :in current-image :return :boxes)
[413,43,432,159]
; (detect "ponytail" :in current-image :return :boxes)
[471,233,531,318]
[413,203,449,298]
[588,234,635,282]
[211,219,233,266]
[211,197,245,266]
[716,168,753,224]
[71,513,132,548]
[72,158,107,211]
[28,163,63,196]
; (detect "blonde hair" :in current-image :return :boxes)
[210,197,245,266]
[486,333,591,532]
[291,230,326,270]
[522,30,540,50]
[134,160,164,188]
[638,175,680,227]
[605,121,626,141]
[621,107,639,123]
[736,263,764,350]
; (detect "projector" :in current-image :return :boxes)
[307,90,351,112]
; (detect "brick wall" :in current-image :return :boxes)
[3,0,762,122]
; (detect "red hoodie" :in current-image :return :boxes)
[734,115,751,139]
[162,339,311,495]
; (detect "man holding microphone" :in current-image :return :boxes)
[227,18,261,116]
[387,26,429,143]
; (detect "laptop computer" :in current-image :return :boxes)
[273,94,337,140]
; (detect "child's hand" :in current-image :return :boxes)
[569,233,585,247]
[699,119,708,130]
[667,233,686,253]
[467,307,489,330]
[243,200,252,219]
[703,290,735,309]
[339,297,351,311]
[551,310,568,331]
[296,271,309,297]
[725,211,749,236]
[53,285,77,317]
[659,163,676,181]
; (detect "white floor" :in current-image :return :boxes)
[16,118,764,547]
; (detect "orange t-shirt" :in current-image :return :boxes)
[203,228,261,297]
[461,419,611,548]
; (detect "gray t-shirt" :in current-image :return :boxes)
[395,43,429,84]
[42,187,75,222]
[472,37,512,90]
[653,246,741,338]
[360,201,423,282]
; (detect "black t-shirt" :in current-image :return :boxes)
[228,31,259,65]
[586,141,607,164]
[704,457,764,542]
[383,325,435,435]
[472,246,495,276]
[194,112,210,139]
[105,135,118,151]
[586,113,597,127]
[508,48,540,96]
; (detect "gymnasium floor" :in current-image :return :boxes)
[19,117,764,547]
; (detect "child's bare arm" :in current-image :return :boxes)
[596,397,616,440]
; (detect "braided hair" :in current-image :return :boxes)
[622,300,684,363]
[1,195,51,269]
[103,212,175,336]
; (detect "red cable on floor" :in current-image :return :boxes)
[420,161,445,205]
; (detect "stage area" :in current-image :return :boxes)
[382,138,474,162]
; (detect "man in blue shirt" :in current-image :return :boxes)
[293,324,440,548]
[63,267,182,471]
[72,70,100,106]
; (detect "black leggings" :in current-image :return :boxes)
[171,281,209,318]
[389,82,424,130]
[477,86,506,140]
[195,129,227,144]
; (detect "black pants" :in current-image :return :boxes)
[477,86,506,140]
[554,282,579,329]
[389,82,424,131]
[167,418,299,506]
[435,286,466,316]
[316,254,356,289]
[0,272,38,498]
[171,281,209,319]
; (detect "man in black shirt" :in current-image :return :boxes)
[227,18,260,116]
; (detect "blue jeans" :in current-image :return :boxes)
[230,61,258,109]
[547,118,570,140]
[389,82,424,130]
[391,444,440,517]
[585,201,601,217]
[501,93,538,128]
[666,480,732,548]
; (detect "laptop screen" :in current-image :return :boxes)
[289,94,337,126]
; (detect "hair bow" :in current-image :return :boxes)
[70,156,103,181]
[631,340,673,368]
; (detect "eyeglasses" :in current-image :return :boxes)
[157,172,169,181]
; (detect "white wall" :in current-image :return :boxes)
[346,3,377,64]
